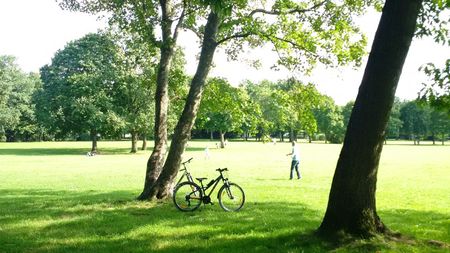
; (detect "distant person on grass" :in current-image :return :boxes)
[286,141,301,180]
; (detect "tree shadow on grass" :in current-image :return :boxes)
[0,189,447,253]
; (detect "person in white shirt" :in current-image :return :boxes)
[286,141,301,180]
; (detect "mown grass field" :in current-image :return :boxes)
[0,140,449,252]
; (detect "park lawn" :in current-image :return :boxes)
[0,140,448,253]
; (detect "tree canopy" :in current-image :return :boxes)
[37,32,125,151]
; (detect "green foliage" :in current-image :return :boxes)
[214,0,374,72]
[419,59,450,116]
[416,0,449,45]
[341,100,354,129]
[0,56,42,141]
[197,78,247,135]
[400,101,431,142]
[37,33,125,140]
[386,97,403,139]
[314,95,345,143]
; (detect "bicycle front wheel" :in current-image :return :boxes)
[173,181,203,212]
[218,183,245,211]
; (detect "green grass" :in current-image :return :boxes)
[0,140,449,252]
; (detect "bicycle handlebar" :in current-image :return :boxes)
[216,168,228,172]
[181,157,193,165]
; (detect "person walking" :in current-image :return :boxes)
[286,141,301,180]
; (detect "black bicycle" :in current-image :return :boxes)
[175,157,194,186]
[173,168,245,212]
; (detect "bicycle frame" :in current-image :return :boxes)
[197,168,228,199]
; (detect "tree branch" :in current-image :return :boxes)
[182,26,203,41]
[216,32,254,45]
[172,1,186,42]
[248,0,327,17]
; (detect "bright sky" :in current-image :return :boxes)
[1,0,448,105]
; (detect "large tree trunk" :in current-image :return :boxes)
[90,130,98,153]
[130,131,138,153]
[137,1,179,200]
[318,0,422,237]
[148,11,220,199]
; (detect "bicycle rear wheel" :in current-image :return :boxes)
[218,183,245,211]
[173,181,203,212]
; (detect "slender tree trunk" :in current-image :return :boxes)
[148,11,220,199]
[137,1,178,200]
[219,130,225,148]
[210,130,214,141]
[318,0,422,237]
[130,131,138,153]
[141,135,147,150]
[90,130,98,153]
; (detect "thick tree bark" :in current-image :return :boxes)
[137,0,179,200]
[318,0,422,237]
[130,131,138,153]
[148,11,220,199]
[90,130,98,153]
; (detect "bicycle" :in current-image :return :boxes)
[175,157,194,186]
[173,168,245,212]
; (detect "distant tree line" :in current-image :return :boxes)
[1,45,448,149]
[194,78,449,146]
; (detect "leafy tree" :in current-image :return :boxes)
[429,107,450,145]
[314,95,345,144]
[37,33,125,152]
[243,80,279,140]
[0,56,42,142]
[239,90,262,141]
[385,97,403,141]
[400,101,430,144]
[341,101,354,128]
[197,78,246,148]
[318,0,426,237]
[108,28,159,153]
[289,80,322,142]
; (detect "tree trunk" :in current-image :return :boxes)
[220,130,225,148]
[210,130,214,141]
[137,1,178,200]
[90,130,98,153]
[318,0,422,237]
[141,135,147,150]
[147,11,220,199]
[130,131,138,153]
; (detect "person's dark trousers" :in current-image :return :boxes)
[290,160,301,179]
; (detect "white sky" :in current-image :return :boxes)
[1,0,448,105]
